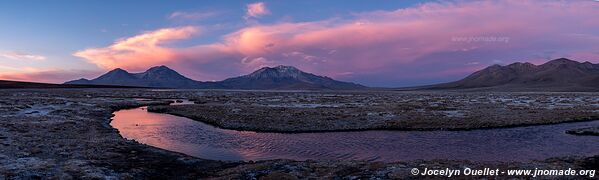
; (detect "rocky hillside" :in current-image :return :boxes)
[427,58,599,91]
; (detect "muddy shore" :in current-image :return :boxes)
[1,89,597,179]
[0,89,237,178]
[567,126,599,136]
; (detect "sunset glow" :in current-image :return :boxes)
[1,0,598,86]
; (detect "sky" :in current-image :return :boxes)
[0,0,598,87]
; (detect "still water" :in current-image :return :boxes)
[111,105,599,162]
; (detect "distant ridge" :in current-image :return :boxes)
[423,58,599,91]
[0,80,139,89]
[65,65,366,90]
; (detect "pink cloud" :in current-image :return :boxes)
[73,26,200,71]
[73,1,599,87]
[245,2,269,18]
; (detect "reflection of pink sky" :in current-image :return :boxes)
[110,107,207,158]
[110,107,337,161]
[110,105,599,162]
[111,107,274,161]
[111,107,176,146]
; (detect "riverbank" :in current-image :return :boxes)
[567,126,599,136]
[1,89,597,179]
[0,89,237,178]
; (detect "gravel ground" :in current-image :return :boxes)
[148,91,599,132]
[0,89,235,179]
[0,89,597,179]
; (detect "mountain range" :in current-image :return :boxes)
[65,66,216,89]
[65,65,366,90]
[57,58,599,91]
[424,58,599,91]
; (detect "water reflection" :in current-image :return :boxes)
[111,106,599,162]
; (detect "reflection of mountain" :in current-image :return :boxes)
[426,58,599,91]
[65,65,366,90]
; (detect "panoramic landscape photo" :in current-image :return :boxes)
[0,0,598,179]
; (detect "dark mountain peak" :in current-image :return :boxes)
[141,65,181,76]
[543,58,578,66]
[273,65,302,75]
[107,68,129,74]
[506,62,538,72]
[274,65,300,71]
[135,65,192,82]
[248,65,304,79]
[96,68,134,80]
[552,57,574,61]
[538,58,599,72]
[507,62,534,67]
[485,62,537,70]
[486,64,503,69]
[255,65,301,72]
[476,64,508,74]
[251,66,273,74]
[146,65,173,72]
[99,68,134,79]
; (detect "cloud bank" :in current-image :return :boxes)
[1,51,46,61]
[73,0,599,86]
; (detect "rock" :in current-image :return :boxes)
[29,147,42,155]
[18,152,31,157]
